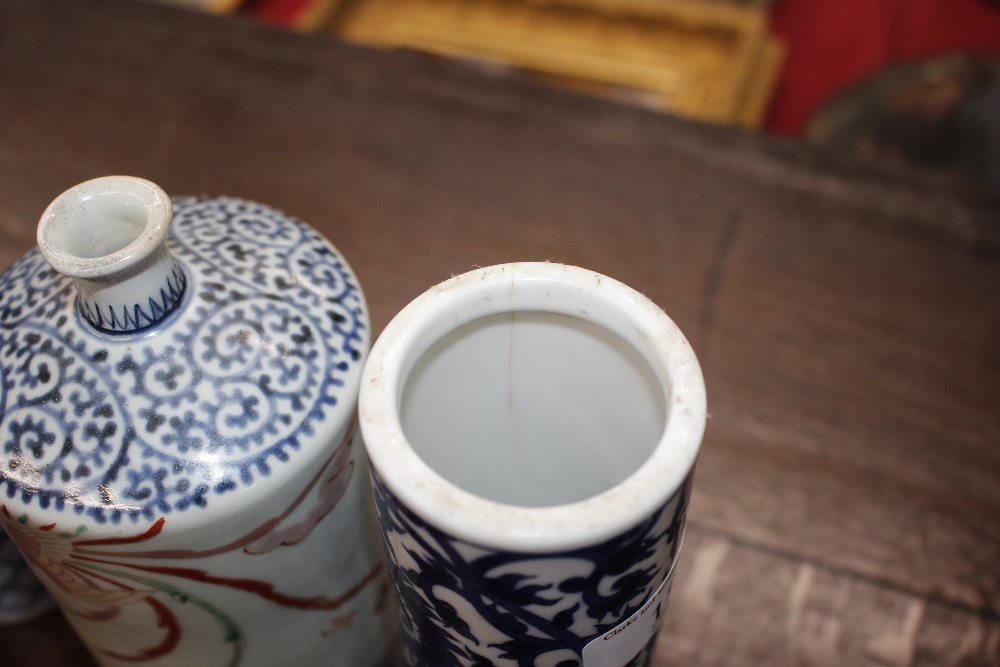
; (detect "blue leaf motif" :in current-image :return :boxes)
[371,468,691,667]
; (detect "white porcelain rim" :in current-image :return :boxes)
[37,175,173,279]
[359,262,706,553]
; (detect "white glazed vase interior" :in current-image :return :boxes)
[361,262,706,553]
[43,185,155,259]
[402,311,666,507]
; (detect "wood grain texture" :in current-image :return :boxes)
[660,529,1000,667]
[0,0,997,665]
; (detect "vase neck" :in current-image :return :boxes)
[37,176,186,334]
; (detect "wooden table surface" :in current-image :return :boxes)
[1,1,998,665]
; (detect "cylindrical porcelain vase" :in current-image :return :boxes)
[359,263,706,667]
[0,176,395,666]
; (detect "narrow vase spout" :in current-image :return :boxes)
[37,176,186,333]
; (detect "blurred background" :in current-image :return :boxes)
[151,0,1000,188]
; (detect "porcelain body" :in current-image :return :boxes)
[0,177,393,666]
[358,263,706,667]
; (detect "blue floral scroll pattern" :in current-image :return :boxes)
[371,469,691,667]
[0,197,367,524]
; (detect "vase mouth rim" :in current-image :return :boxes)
[359,262,706,553]
[37,175,173,279]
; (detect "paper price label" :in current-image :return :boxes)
[581,572,672,666]
[582,531,684,667]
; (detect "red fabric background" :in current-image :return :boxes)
[242,0,314,25]
[768,0,1000,135]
